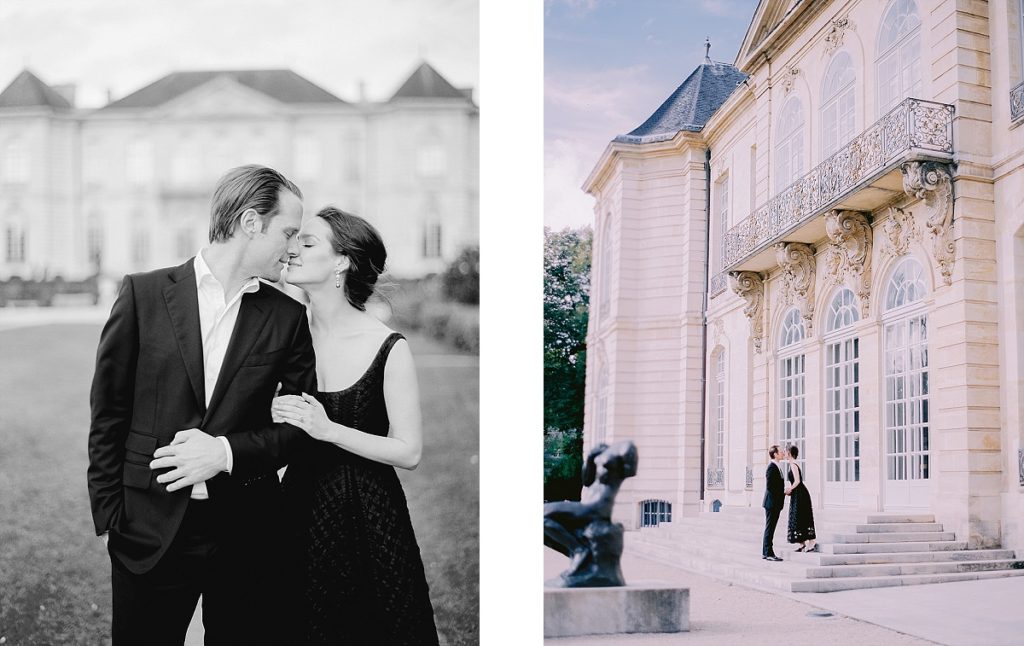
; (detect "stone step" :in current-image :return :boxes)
[865,513,935,524]
[824,540,969,554]
[852,522,944,533]
[804,558,1024,579]
[825,531,955,544]
[802,549,1015,566]
[789,567,1024,593]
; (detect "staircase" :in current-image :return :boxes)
[629,507,1024,593]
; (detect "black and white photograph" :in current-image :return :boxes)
[0,1,479,643]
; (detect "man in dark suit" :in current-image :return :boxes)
[762,444,785,561]
[87,165,316,645]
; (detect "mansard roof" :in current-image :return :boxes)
[102,69,344,109]
[0,69,72,110]
[390,62,470,101]
[614,60,747,144]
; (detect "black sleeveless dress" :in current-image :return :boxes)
[282,332,438,645]
[786,464,816,544]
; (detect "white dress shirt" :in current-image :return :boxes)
[190,250,260,499]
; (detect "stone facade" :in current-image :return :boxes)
[584,0,1024,553]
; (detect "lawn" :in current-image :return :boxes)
[0,324,479,645]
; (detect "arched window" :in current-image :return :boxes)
[709,350,726,488]
[876,0,922,114]
[599,215,612,320]
[640,499,672,527]
[882,256,929,507]
[775,97,804,192]
[778,308,806,472]
[824,289,861,501]
[595,361,609,445]
[821,51,856,158]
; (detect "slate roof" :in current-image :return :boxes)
[390,62,469,101]
[102,69,344,110]
[615,60,747,144]
[0,69,72,110]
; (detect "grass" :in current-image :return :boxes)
[0,324,479,645]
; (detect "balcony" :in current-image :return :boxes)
[1012,81,1024,123]
[722,98,954,273]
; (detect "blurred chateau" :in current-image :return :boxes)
[0,62,478,285]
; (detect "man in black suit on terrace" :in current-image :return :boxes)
[762,444,785,561]
[87,165,316,645]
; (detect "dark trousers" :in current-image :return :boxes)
[763,506,783,557]
[110,499,284,646]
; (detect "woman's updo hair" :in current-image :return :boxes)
[316,206,387,311]
[788,445,799,459]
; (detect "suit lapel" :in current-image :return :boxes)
[202,288,271,427]
[163,260,206,413]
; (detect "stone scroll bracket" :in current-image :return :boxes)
[901,161,955,285]
[774,242,816,336]
[729,271,765,353]
[825,210,873,317]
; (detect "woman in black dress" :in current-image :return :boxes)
[784,445,817,553]
[272,207,438,645]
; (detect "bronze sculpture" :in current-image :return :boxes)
[544,441,638,587]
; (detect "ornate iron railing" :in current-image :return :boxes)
[706,468,724,489]
[709,271,727,297]
[1012,81,1024,123]
[723,98,954,269]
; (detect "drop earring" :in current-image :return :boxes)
[335,267,342,288]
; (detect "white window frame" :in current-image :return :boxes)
[876,0,923,115]
[821,51,856,159]
[715,174,729,272]
[778,307,807,473]
[2,137,29,184]
[883,257,929,488]
[775,97,804,193]
[710,350,726,487]
[824,288,861,486]
[599,215,612,321]
[640,499,672,527]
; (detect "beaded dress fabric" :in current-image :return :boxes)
[786,464,817,544]
[283,332,438,645]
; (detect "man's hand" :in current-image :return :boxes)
[150,429,227,492]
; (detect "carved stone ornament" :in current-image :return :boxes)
[780,66,801,95]
[901,161,955,285]
[823,17,854,57]
[710,318,725,348]
[825,210,873,316]
[881,205,917,259]
[774,242,816,336]
[729,271,765,353]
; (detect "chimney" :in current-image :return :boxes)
[52,83,76,107]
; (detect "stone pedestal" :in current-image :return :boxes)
[543,583,690,638]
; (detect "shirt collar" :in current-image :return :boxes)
[194,249,261,295]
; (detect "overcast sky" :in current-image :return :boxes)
[545,0,755,230]
[0,0,478,107]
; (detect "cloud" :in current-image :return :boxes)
[695,0,750,19]
[545,138,598,229]
[544,0,600,16]
[545,65,651,126]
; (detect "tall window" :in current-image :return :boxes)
[749,144,758,211]
[599,216,612,320]
[824,289,861,488]
[883,257,929,488]
[821,51,856,158]
[125,139,153,187]
[778,308,806,472]
[132,228,150,266]
[877,0,922,114]
[715,174,729,272]
[712,350,726,485]
[422,222,443,258]
[295,135,320,182]
[86,212,103,268]
[775,97,804,193]
[171,137,200,186]
[6,224,26,262]
[2,137,29,184]
[416,143,446,178]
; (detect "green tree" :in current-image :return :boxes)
[543,226,592,501]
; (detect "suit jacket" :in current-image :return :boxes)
[762,462,785,511]
[87,259,316,574]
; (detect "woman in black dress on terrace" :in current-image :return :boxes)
[784,445,817,553]
[272,207,438,645]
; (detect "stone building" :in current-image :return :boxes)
[583,0,1024,566]
[0,62,477,283]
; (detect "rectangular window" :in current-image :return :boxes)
[295,136,320,182]
[423,222,442,258]
[779,353,806,474]
[125,140,153,187]
[6,225,26,262]
[2,139,29,184]
[715,174,728,272]
[132,229,150,266]
[826,336,860,482]
[87,224,103,267]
